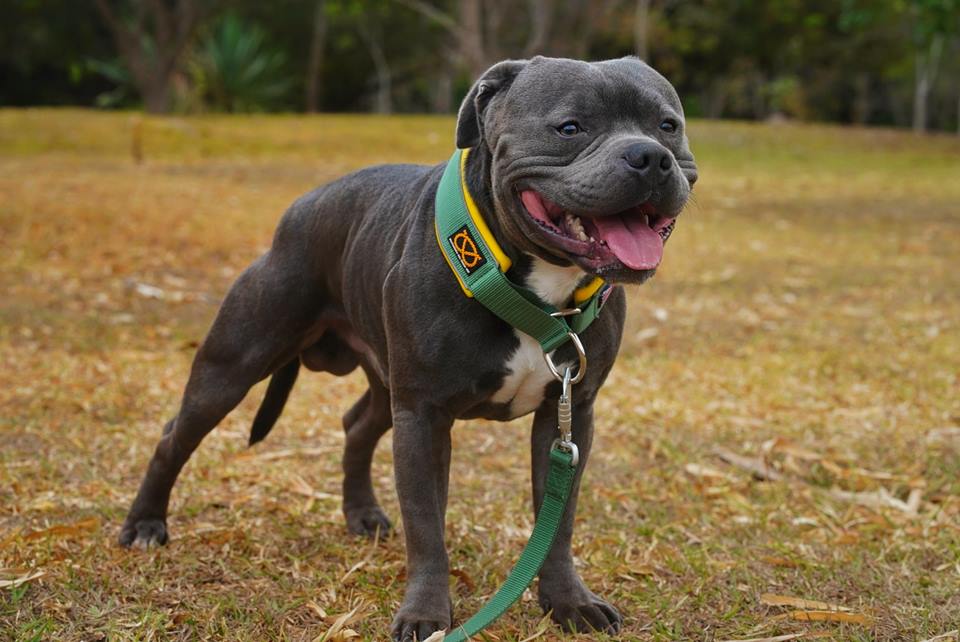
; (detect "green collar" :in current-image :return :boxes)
[434,148,612,354]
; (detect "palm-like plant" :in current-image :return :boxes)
[193,14,291,112]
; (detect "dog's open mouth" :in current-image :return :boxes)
[520,190,676,270]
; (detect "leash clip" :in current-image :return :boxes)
[557,367,573,442]
[551,367,579,467]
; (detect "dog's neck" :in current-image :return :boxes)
[462,145,588,308]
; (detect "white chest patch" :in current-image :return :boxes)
[490,258,585,418]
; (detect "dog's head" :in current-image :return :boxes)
[457,56,697,284]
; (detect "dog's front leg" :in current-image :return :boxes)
[390,403,454,641]
[531,399,623,634]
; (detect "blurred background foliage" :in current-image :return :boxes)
[1,0,958,132]
[188,13,292,113]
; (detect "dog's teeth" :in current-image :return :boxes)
[564,213,588,242]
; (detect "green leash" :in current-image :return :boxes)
[434,149,601,640]
[443,448,576,642]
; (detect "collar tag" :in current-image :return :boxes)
[448,225,487,275]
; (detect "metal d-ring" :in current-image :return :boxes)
[544,332,587,384]
[550,307,582,318]
[552,437,580,467]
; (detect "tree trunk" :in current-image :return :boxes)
[913,53,930,132]
[752,73,767,120]
[93,0,200,114]
[394,0,492,79]
[852,73,871,125]
[569,0,619,59]
[373,59,392,114]
[142,81,172,114]
[432,66,453,113]
[484,0,504,64]
[913,35,944,133]
[633,0,651,60]
[523,0,552,57]
[460,0,487,77]
[706,86,725,119]
[358,19,392,114]
[306,0,327,113]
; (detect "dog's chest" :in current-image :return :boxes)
[490,259,583,418]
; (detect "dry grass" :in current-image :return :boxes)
[1,109,959,641]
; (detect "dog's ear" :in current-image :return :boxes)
[456,59,528,149]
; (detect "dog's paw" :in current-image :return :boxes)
[540,586,622,634]
[344,505,392,539]
[118,518,168,549]
[390,587,451,642]
[390,617,446,642]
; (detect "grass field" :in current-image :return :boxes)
[1,110,959,641]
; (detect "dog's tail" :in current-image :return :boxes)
[249,358,300,446]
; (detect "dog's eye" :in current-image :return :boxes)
[660,119,678,133]
[557,121,581,137]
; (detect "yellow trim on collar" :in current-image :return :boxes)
[573,276,605,304]
[460,149,512,272]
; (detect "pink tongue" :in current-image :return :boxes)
[593,214,663,270]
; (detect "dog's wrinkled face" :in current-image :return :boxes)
[457,56,698,283]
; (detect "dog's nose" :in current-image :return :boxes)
[623,142,673,177]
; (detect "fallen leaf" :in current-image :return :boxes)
[316,606,359,642]
[762,437,823,461]
[719,634,834,642]
[829,487,922,516]
[760,593,850,611]
[821,459,910,483]
[450,568,476,592]
[627,562,657,576]
[24,517,99,541]
[685,462,737,482]
[718,633,805,642]
[289,475,341,501]
[0,570,45,589]
[306,600,328,619]
[925,427,960,443]
[714,447,783,481]
[131,281,166,299]
[340,559,366,583]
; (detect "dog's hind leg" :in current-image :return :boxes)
[119,254,320,549]
[341,362,393,537]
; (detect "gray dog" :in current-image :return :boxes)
[119,56,697,640]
